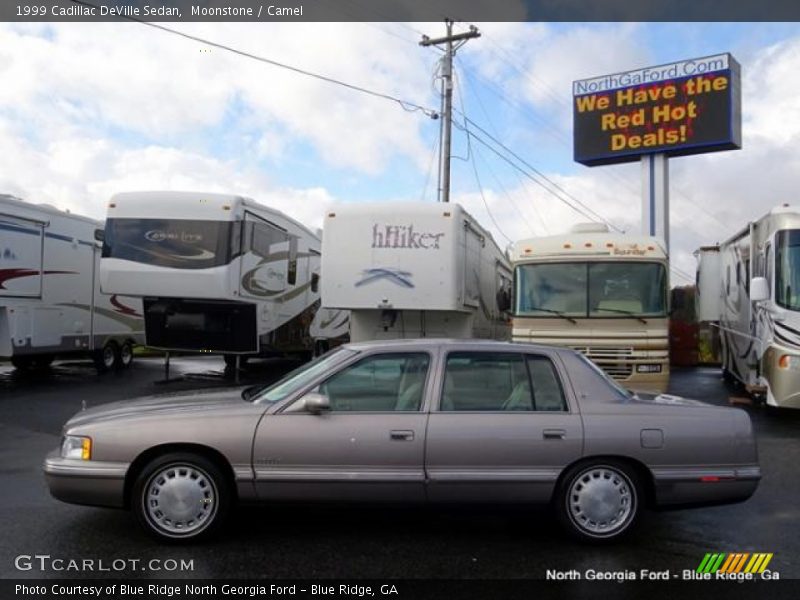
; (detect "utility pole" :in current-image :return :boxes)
[421,20,480,203]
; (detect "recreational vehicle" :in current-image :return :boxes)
[0,195,144,372]
[510,224,670,393]
[99,191,332,363]
[321,202,512,342]
[696,205,800,409]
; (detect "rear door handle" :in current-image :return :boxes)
[543,429,566,440]
[390,430,415,441]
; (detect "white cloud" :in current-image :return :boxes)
[0,22,436,173]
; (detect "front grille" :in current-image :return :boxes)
[571,345,633,358]
[571,346,634,380]
[600,363,634,379]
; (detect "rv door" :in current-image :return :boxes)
[0,213,45,298]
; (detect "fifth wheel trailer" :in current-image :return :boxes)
[98,191,336,363]
[696,204,800,408]
[321,202,513,342]
[0,194,144,371]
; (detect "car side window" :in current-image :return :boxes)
[441,352,532,411]
[526,355,568,412]
[318,353,430,412]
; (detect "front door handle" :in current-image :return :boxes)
[543,429,566,440]
[390,430,414,441]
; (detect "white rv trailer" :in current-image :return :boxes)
[0,195,144,371]
[696,205,800,409]
[99,191,331,362]
[510,224,670,393]
[321,202,512,342]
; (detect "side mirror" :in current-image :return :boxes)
[303,392,330,415]
[750,277,769,302]
[94,228,105,242]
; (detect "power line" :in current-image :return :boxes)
[454,109,622,230]
[453,69,536,237]
[456,60,550,234]
[72,1,439,120]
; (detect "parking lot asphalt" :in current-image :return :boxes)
[0,356,798,580]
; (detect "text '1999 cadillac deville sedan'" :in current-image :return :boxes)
[44,340,760,543]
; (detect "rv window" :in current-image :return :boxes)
[287,236,298,285]
[776,230,800,311]
[726,265,730,296]
[248,222,288,258]
[102,218,235,269]
[311,272,320,293]
[745,260,750,294]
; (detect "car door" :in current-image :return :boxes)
[252,351,432,502]
[425,349,583,504]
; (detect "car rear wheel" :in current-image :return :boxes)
[556,460,641,543]
[133,453,229,543]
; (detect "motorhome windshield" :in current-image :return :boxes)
[515,261,667,318]
[776,229,800,311]
[103,218,238,269]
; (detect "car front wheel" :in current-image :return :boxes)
[556,460,641,543]
[133,453,230,543]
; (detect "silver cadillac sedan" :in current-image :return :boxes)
[44,339,760,543]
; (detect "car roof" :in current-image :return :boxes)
[341,338,569,355]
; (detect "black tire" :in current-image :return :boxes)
[555,459,642,543]
[10,356,33,371]
[118,341,134,370]
[132,452,230,543]
[93,341,119,373]
[32,354,55,369]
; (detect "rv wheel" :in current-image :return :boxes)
[32,355,55,369]
[93,341,119,373]
[10,356,33,371]
[118,342,134,369]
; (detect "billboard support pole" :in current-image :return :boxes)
[641,153,670,256]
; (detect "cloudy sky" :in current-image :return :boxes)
[2,20,799,283]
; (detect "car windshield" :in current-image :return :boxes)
[515,261,667,318]
[776,229,800,311]
[252,348,357,405]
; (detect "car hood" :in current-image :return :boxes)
[66,387,258,428]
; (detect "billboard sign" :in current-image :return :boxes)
[573,54,741,166]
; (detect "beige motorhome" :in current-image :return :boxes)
[511,223,669,393]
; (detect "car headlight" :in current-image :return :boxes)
[61,435,92,460]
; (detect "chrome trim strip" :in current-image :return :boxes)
[426,468,560,482]
[254,468,424,482]
[233,465,255,481]
[652,465,761,481]
[43,458,128,479]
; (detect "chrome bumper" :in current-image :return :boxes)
[43,450,128,508]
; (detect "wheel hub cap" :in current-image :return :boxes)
[145,465,217,535]
[568,467,633,535]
